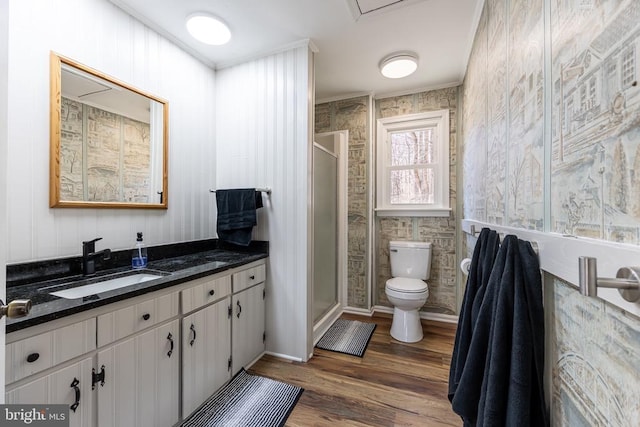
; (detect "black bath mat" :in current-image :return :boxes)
[315,318,377,357]
[181,369,303,427]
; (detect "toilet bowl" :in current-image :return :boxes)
[385,241,432,343]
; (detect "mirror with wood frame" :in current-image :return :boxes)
[50,52,168,208]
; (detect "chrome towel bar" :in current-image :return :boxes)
[209,187,271,195]
[578,256,640,302]
[467,224,538,254]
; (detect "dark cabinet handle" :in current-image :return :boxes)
[70,377,80,412]
[209,289,215,296]
[236,300,242,318]
[142,313,151,321]
[26,353,39,363]
[189,324,196,346]
[167,332,174,357]
[249,275,255,280]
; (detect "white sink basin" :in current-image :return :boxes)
[50,273,164,299]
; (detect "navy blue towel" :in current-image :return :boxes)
[451,235,547,427]
[215,189,262,246]
[449,228,500,403]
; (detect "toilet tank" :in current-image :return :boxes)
[389,241,432,280]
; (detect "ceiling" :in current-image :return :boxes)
[109,0,483,101]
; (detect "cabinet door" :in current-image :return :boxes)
[182,297,231,417]
[232,283,265,375]
[97,319,179,427]
[5,357,94,427]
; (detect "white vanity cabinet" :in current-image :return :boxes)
[5,357,94,427]
[231,264,266,375]
[180,274,232,417]
[5,290,179,427]
[5,318,96,384]
[95,291,179,427]
[5,257,268,427]
[96,319,180,427]
[5,318,97,426]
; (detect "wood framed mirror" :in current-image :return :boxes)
[50,52,168,208]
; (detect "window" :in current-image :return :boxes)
[376,110,450,217]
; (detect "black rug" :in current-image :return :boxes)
[181,369,303,427]
[315,318,377,357]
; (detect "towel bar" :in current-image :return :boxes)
[578,256,640,302]
[209,187,271,195]
[466,225,539,254]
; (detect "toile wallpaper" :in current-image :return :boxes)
[61,97,151,202]
[375,89,459,315]
[315,96,371,309]
[315,88,459,315]
[462,0,640,424]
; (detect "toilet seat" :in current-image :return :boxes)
[385,277,428,293]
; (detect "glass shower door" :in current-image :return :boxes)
[313,139,338,323]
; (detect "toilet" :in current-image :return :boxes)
[385,241,432,343]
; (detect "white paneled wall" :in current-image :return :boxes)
[6,0,216,262]
[1,0,9,395]
[216,44,313,361]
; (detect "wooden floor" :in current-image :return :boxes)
[249,313,462,427]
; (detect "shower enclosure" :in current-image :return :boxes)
[312,131,347,339]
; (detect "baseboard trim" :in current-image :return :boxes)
[423,311,459,324]
[313,304,344,345]
[343,306,374,316]
[372,305,459,324]
[264,351,303,363]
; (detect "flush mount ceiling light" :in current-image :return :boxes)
[379,52,418,79]
[186,13,231,45]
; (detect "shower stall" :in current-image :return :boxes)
[312,131,348,341]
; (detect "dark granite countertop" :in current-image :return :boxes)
[6,240,268,333]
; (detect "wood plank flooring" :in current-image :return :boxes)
[249,313,462,427]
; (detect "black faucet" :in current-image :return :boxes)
[82,237,111,276]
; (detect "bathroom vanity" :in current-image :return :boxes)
[4,241,268,427]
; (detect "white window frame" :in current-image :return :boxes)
[375,110,451,217]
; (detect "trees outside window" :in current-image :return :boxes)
[376,110,450,217]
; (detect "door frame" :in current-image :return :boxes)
[312,130,348,344]
[0,0,9,399]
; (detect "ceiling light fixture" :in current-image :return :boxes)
[379,52,418,79]
[186,13,231,45]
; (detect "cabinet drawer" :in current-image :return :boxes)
[232,264,266,293]
[98,291,178,347]
[6,318,96,384]
[181,274,231,313]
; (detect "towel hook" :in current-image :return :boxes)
[578,256,640,302]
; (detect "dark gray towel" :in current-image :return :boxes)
[476,238,547,427]
[451,235,516,425]
[451,235,548,427]
[215,189,260,246]
[449,228,500,403]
